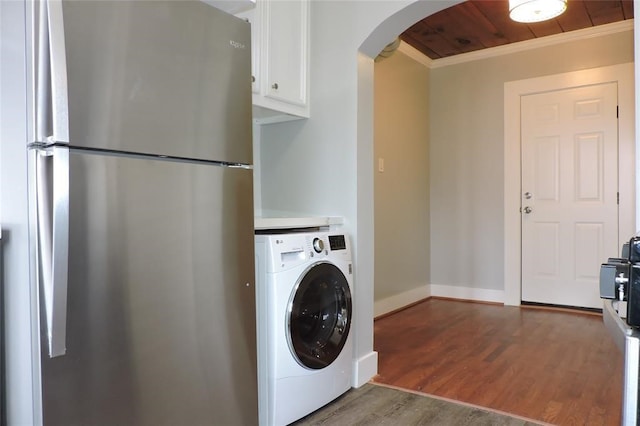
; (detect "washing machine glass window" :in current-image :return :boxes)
[287,261,352,370]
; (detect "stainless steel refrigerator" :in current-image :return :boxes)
[26,1,257,424]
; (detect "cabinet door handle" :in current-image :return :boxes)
[271,83,279,90]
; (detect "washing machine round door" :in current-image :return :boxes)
[287,262,352,370]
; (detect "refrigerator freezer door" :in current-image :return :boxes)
[53,1,252,163]
[39,149,257,425]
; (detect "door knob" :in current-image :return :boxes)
[523,206,533,214]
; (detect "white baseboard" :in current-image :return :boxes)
[374,285,430,317]
[352,351,378,388]
[374,284,504,317]
[430,284,504,304]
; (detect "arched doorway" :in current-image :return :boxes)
[352,0,464,387]
[355,0,636,387]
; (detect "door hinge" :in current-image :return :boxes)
[618,192,620,205]
[617,106,619,118]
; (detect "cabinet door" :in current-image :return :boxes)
[263,0,308,106]
[236,5,261,95]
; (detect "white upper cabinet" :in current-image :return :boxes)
[263,0,307,107]
[237,0,310,123]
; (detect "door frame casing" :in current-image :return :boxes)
[504,63,635,306]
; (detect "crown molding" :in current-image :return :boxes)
[397,41,433,68]
[399,19,633,70]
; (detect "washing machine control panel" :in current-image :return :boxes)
[258,232,352,273]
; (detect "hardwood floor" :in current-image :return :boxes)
[372,298,623,426]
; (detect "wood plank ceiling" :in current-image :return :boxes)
[400,0,634,59]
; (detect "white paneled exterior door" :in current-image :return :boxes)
[520,83,619,309]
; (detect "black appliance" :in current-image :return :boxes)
[599,238,640,324]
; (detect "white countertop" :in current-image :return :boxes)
[254,216,344,230]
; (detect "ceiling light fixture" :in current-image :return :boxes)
[508,0,567,23]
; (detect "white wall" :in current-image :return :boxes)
[373,50,430,316]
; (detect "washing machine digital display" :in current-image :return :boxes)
[328,235,346,251]
[287,262,352,370]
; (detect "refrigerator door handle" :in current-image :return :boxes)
[36,146,70,357]
[34,0,69,143]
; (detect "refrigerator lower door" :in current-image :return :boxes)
[38,148,257,425]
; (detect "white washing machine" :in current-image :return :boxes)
[254,231,354,426]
